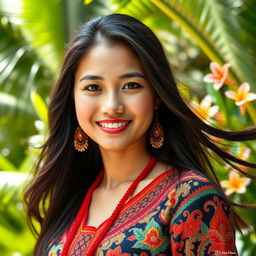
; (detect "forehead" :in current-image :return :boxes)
[75,43,144,79]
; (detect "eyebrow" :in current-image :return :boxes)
[79,72,146,82]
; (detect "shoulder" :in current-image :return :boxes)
[162,168,236,236]
[166,168,225,201]
[168,169,231,218]
[157,167,229,216]
[167,169,237,255]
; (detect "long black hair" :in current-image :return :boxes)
[23,14,256,255]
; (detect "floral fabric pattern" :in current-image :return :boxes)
[47,169,238,256]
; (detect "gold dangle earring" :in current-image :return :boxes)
[74,126,89,152]
[150,112,164,148]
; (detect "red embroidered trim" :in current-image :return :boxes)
[61,157,157,256]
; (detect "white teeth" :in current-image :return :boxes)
[99,122,128,129]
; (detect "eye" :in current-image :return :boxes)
[123,82,142,90]
[83,84,102,91]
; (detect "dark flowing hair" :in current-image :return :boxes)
[23,13,256,255]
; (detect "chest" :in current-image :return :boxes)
[47,169,176,256]
[85,179,154,228]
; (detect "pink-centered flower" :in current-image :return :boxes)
[237,147,251,172]
[239,147,251,161]
[191,95,219,121]
[225,82,256,115]
[203,62,235,90]
[220,172,251,195]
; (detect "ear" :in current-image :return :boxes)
[154,98,161,110]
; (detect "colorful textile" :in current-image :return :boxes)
[47,168,238,256]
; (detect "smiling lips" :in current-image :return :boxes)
[97,119,130,134]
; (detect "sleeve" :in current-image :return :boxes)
[169,172,238,256]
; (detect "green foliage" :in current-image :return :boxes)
[17,0,65,74]
[0,182,35,256]
[114,0,256,88]
[0,90,47,255]
[31,90,48,124]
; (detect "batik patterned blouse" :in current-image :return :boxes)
[47,168,238,256]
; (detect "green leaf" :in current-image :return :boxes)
[18,154,35,173]
[0,156,17,172]
[84,0,95,4]
[18,0,65,74]
[0,92,34,116]
[0,14,53,107]
[30,90,48,124]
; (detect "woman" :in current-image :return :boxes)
[24,14,256,256]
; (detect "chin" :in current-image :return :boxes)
[99,144,130,152]
[97,140,136,152]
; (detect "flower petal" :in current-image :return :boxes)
[242,177,251,186]
[246,93,256,102]
[236,100,247,106]
[224,77,236,86]
[225,189,234,196]
[229,171,239,179]
[210,62,223,76]
[203,74,219,83]
[241,147,251,160]
[209,106,219,117]
[200,95,212,109]
[220,180,229,188]
[225,90,237,100]
[236,187,246,194]
[239,104,246,115]
[238,82,250,95]
[214,82,224,90]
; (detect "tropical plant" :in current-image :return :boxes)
[0,90,48,255]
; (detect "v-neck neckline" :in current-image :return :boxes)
[83,166,175,231]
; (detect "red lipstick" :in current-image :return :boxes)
[97,119,130,134]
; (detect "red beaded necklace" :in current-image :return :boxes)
[61,157,157,256]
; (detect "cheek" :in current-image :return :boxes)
[74,94,96,126]
[128,91,155,117]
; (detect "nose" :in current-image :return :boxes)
[100,91,124,116]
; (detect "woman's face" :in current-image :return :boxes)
[74,42,158,152]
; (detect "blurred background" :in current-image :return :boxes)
[0,0,256,255]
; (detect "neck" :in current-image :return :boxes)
[99,146,152,190]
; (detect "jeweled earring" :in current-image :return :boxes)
[74,126,89,152]
[150,112,164,148]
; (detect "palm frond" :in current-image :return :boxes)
[0,0,65,74]
[113,0,256,89]
[0,15,54,101]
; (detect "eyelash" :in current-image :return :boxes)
[123,82,142,90]
[83,84,102,91]
[83,82,142,91]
